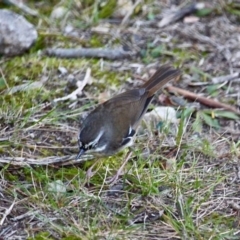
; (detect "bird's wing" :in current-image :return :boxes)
[103,88,147,108]
[103,88,153,130]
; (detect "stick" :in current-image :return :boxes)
[0,154,93,166]
[45,47,133,60]
[54,68,91,102]
[212,72,239,84]
[166,85,240,115]
[159,3,207,28]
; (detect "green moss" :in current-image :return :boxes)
[2,169,18,181]
[38,32,82,49]
[2,53,88,89]
[30,35,46,53]
[62,236,82,240]
[80,0,95,8]
[28,231,54,240]
[92,65,129,88]
[2,55,52,87]
[54,167,85,181]
[204,212,236,228]
[172,48,199,61]
[89,34,104,47]
[98,0,117,19]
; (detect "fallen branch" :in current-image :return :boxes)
[166,85,240,115]
[0,154,93,166]
[45,47,133,60]
[159,2,207,28]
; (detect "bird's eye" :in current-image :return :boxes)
[92,143,97,149]
[83,143,93,150]
[86,144,91,150]
[88,143,97,150]
[78,140,89,151]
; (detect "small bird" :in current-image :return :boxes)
[77,64,181,159]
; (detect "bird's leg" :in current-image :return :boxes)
[106,150,133,185]
[85,158,102,182]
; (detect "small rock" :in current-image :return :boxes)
[58,66,68,76]
[48,180,66,193]
[50,6,67,19]
[144,107,178,124]
[0,9,38,56]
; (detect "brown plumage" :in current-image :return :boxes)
[77,64,181,158]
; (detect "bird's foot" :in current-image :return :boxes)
[106,151,132,185]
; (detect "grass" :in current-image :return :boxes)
[1,114,238,239]
[1,61,238,238]
[1,0,240,239]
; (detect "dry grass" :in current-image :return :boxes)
[1,0,240,239]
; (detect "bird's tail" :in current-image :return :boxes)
[142,64,181,96]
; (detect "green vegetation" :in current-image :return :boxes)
[0,0,239,239]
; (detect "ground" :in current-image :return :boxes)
[0,0,240,239]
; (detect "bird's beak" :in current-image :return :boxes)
[76,148,85,159]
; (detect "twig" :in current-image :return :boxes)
[0,200,15,226]
[212,72,239,84]
[12,210,40,221]
[166,85,240,115]
[45,47,133,60]
[178,28,218,48]
[54,68,91,102]
[0,154,93,166]
[159,3,207,28]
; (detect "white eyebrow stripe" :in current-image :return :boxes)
[127,126,135,137]
[86,128,104,148]
[128,126,132,136]
[94,144,107,152]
